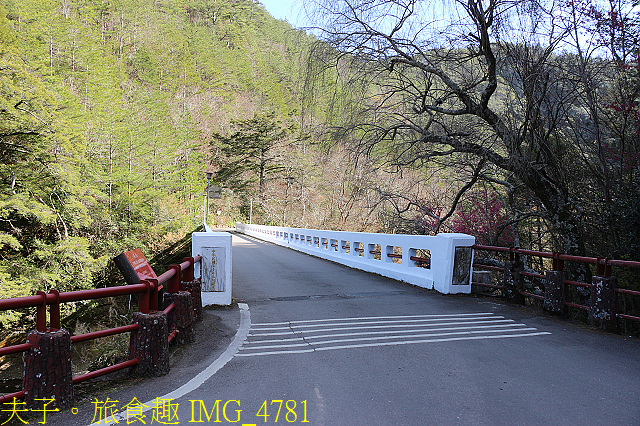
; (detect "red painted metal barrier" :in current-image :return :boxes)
[164,302,176,315]
[472,245,640,327]
[0,390,26,405]
[0,342,31,357]
[565,280,592,289]
[73,359,140,384]
[70,324,140,344]
[0,254,202,405]
[521,291,545,301]
[616,288,640,297]
[564,302,590,311]
[168,329,178,344]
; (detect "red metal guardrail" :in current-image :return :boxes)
[0,255,201,404]
[471,245,640,325]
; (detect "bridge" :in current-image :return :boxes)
[1,226,640,425]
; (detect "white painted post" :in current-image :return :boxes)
[192,231,232,306]
[431,233,475,294]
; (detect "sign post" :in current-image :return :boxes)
[205,173,212,225]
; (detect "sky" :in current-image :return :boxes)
[259,0,307,28]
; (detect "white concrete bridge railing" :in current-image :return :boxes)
[235,223,475,294]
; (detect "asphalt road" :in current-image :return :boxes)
[45,232,640,426]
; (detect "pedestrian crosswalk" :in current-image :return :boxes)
[236,312,551,357]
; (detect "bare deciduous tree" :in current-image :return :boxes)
[306,0,639,257]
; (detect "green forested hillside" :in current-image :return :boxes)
[0,0,339,312]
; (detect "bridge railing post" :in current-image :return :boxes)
[181,256,202,322]
[128,310,170,376]
[589,258,617,331]
[163,291,195,345]
[432,233,475,294]
[128,277,171,376]
[148,278,160,312]
[23,328,74,409]
[23,291,74,410]
[543,270,566,313]
[139,280,151,314]
[182,257,195,282]
[543,253,566,313]
[181,278,203,322]
[503,248,525,303]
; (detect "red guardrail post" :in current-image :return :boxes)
[510,247,520,264]
[596,257,612,278]
[139,280,151,314]
[552,252,564,272]
[148,278,159,312]
[35,291,47,332]
[183,257,195,282]
[49,289,61,330]
[167,265,181,294]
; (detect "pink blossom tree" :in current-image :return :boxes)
[450,190,515,247]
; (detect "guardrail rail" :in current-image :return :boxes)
[0,255,202,410]
[472,245,640,333]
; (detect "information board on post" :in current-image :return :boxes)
[113,248,157,285]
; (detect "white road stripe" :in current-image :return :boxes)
[238,312,551,357]
[297,323,529,339]
[240,342,311,350]
[308,327,540,346]
[246,337,306,344]
[250,325,292,331]
[314,332,552,351]
[236,332,552,357]
[250,330,297,336]
[250,319,515,336]
[251,312,497,326]
[241,327,539,350]
[248,323,528,342]
[252,316,503,331]
[288,316,505,329]
[237,348,315,357]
